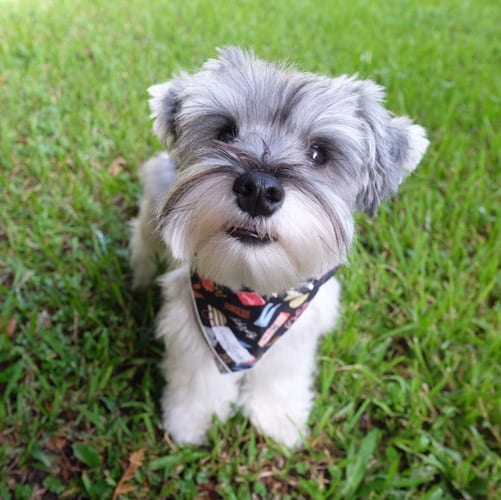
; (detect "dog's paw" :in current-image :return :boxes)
[163,418,209,446]
[244,398,309,448]
[160,377,239,446]
[162,407,212,446]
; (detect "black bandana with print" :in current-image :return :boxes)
[190,268,338,373]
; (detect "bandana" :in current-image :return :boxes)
[190,268,338,373]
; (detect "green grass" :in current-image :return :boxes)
[1,0,499,497]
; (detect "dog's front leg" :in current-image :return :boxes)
[157,269,242,445]
[239,329,320,448]
[239,279,341,448]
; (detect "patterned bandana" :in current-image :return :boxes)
[190,268,338,373]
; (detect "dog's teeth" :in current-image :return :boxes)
[227,226,272,244]
[256,228,266,239]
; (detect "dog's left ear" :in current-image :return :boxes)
[148,76,187,146]
[354,80,429,216]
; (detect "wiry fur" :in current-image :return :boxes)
[130,47,428,447]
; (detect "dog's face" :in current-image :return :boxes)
[149,47,428,294]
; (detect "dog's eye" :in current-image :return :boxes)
[306,144,327,166]
[217,124,238,143]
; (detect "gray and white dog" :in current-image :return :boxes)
[130,47,428,448]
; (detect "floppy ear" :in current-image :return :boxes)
[148,76,186,146]
[354,80,429,215]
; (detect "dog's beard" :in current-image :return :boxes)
[158,165,354,294]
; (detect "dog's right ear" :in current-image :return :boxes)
[148,77,185,146]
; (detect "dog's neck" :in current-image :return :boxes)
[190,267,338,373]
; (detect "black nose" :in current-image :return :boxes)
[232,171,284,217]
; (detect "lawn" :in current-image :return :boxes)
[0,0,499,498]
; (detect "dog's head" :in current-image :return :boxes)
[148,47,428,293]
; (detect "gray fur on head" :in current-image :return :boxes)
[147,47,428,292]
[149,47,428,216]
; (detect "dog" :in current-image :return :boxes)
[130,47,429,448]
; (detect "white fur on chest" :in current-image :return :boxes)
[154,267,340,447]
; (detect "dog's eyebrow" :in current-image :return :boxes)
[198,111,236,128]
[272,79,312,126]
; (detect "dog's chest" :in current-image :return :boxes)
[190,270,337,373]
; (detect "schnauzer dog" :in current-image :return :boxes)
[130,47,428,448]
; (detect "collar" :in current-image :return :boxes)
[190,267,338,373]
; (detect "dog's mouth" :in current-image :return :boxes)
[227,226,276,245]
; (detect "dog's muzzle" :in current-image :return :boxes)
[232,171,284,217]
